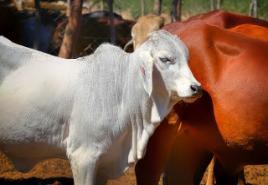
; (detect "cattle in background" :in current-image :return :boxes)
[0,3,134,57]
[135,11,268,185]
[50,10,134,56]
[0,30,201,185]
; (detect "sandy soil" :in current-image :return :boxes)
[0,151,268,185]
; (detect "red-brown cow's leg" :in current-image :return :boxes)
[214,160,245,185]
[163,133,212,185]
[135,110,180,185]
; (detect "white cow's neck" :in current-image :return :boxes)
[123,53,159,162]
[124,52,177,162]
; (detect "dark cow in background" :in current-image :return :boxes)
[0,3,62,53]
[50,10,134,56]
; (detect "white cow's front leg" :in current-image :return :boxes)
[137,124,158,159]
[69,151,100,185]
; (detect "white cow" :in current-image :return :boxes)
[0,30,201,185]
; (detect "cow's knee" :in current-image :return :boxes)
[69,151,100,185]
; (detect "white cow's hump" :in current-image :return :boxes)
[0,36,74,84]
[0,37,31,82]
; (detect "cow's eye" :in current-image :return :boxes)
[159,57,174,64]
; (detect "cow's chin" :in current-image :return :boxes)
[171,94,183,102]
[182,96,199,103]
[182,93,202,103]
[171,93,202,103]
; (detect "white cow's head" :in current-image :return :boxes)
[137,30,201,106]
[130,30,202,160]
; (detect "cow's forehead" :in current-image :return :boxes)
[148,30,188,58]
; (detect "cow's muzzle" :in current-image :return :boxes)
[183,84,203,103]
[190,84,202,96]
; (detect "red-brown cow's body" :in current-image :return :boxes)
[136,11,268,185]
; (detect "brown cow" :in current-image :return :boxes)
[135,11,268,185]
[124,14,165,51]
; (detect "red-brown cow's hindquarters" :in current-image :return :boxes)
[162,22,268,185]
[180,21,268,169]
[211,39,268,162]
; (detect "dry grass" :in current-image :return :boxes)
[0,151,268,185]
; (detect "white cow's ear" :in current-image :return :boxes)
[139,51,154,96]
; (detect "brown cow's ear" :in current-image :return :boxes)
[140,51,154,97]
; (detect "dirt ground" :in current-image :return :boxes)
[0,151,268,185]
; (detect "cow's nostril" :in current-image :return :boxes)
[190,85,201,93]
